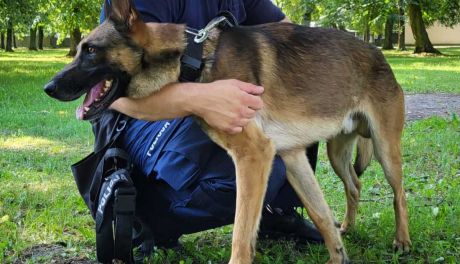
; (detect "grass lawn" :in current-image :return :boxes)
[0,48,459,263]
[383,47,460,94]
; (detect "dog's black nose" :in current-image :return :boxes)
[44,81,57,96]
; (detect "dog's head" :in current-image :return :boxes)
[44,0,185,120]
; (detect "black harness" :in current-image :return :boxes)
[179,11,238,82]
[71,14,238,264]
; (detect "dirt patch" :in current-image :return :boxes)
[405,93,460,121]
[14,243,96,264]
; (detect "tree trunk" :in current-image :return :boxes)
[67,28,82,56]
[382,16,394,50]
[6,20,13,52]
[50,33,57,48]
[38,26,44,50]
[302,12,312,27]
[29,26,38,50]
[13,33,17,49]
[398,0,406,50]
[1,32,4,50]
[408,1,440,54]
[363,24,371,43]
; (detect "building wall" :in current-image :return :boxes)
[405,22,460,45]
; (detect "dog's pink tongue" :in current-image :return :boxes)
[75,81,104,120]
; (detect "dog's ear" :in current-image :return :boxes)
[108,0,140,31]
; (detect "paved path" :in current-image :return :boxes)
[405,93,460,121]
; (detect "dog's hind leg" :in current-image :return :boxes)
[204,121,275,264]
[327,133,361,234]
[369,91,411,252]
[281,150,348,264]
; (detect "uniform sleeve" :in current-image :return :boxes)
[100,0,176,24]
[133,0,175,23]
[242,0,285,25]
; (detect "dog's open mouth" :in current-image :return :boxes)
[76,78,120,120]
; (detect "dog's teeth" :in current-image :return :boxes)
[84,107,90,111]
[95,98,100,102]
[100,92,105,97]
[103,86,109,92]
[105,79,113,87]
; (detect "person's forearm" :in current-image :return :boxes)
[110,79,264,134]
[110,82,199,121]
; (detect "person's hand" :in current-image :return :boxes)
[191,79,264,134]
[109,79,264,134]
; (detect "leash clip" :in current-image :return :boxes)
[194,16,229,43]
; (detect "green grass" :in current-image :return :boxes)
[383,47,460,94]
[0,48,459,263]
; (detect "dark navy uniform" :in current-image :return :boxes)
[99,0,310,240]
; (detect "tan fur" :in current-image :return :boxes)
[67,2,412,262]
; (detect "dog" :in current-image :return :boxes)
[44,0,411,263]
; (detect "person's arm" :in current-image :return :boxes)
[110,0,286,134]
[111,80,264,134]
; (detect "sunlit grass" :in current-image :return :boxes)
[383,47,460,94]
[0,136,59,150]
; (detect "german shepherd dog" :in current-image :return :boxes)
[44,0,411,263]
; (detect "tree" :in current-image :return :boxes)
[0,32,4,49]
[397,0,406,50]
[5,19,13,51]
[408,0,439,54]
[1,0,38,52]
[274,0,459,53]
[274,0,318,25]
[382,15,395,50]
[38,25,44,49]
[407,0,460,54]
[29,25,38,50]
[47,0,103,56]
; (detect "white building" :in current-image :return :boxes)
[405,22,460,45]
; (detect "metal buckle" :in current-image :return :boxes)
[185,16,229,44]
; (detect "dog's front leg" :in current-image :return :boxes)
[281,150,349,264]
[205,122,275,264]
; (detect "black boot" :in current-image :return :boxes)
[259,205,324,244]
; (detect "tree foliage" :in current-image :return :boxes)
[1,0,102,53]
[274,0,317,25]
[1,0,459,54]
[275,0,460,53]
[46,0,103,44]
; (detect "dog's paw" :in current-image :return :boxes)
[326,257,350,264]
[393,239,411,253]
[339,225,348,234]
[326,246,349,264]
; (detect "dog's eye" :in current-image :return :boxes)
[87,46,96,54]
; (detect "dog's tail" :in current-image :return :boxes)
[353,137,373,177]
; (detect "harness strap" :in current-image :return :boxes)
[179,31,204,82]
[179,13,238,82]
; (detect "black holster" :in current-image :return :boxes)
[71,112,137,263]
